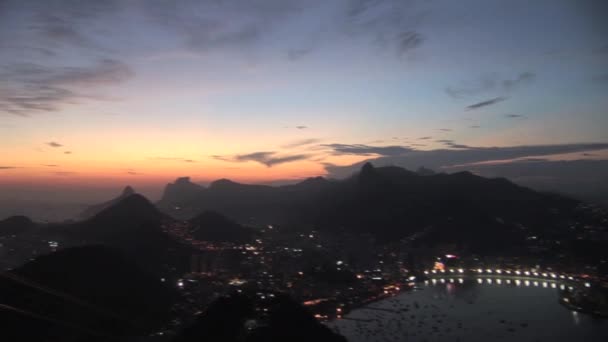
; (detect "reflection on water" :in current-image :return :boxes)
[328,278,608,342]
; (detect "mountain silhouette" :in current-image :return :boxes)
[158,163,580,254]
[0,215,35,236]
[158,176,332,222]
[57,194,190,275]
[158,177,205,210]
[0,245,177,341]
[79,185,137,219]
[416,166,436,176]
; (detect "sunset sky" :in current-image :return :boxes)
[1,0,607,201]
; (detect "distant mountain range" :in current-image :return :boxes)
[1,162,600,263]
[156,162,584,253]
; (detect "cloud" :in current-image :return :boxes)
[127,171,142,175]
[502,72,535,91]
[465,97,507,110]
[151,157,197,163]
[34,14,95,49]
[446,72,535,98]
[296,125,308,129]
[418,136,432,140]
[469,125,481,128]
[263,154,311,167]
[213,151,311,167]
[437,128,452,132]
[505,114,525,118]
[345,0,427,57]
[322,143,414,156]
[282,138,321,149]
[46,141,63,148]
[435,139,473,149]
[42,164,58,167]
[325,143,608,179]
[0,59,133,116]
[396,31,424,56]
[446,75,497,98]
[0,166,19,170]
[64,151,72,154]
[444,143,471,149]
[445,159,608,204]
[287,48,312,61]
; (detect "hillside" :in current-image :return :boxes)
[0,245,177,341]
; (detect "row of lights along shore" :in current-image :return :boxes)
[423,268,591,288]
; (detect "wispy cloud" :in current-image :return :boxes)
[213,151,311,167]
[502,72,535,91]
[287,48,312,61]
[444,142,471,149]
[435,139,473,149]
[64,151,72,154]
[0,166,19,170]
[446,72,535,98]
[282,138,321,149]
[1,59,133,116]
[505,114,525,118]
[322,143,414,156]
[466,97,507,110]
[150,157,197,163]
[46,141,63,148]
[345,0,427,57]
[396,31,424,56]
[325,143,608,179]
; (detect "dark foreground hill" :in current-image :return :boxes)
[54,194,191,275]
[173,292,346,342]
[0,245,177,341]
[0,215,35,236]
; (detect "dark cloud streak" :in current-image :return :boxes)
[466,97,507,110]
[46,141,63,148]
[213,151,311,167]
[322,143,414,156]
